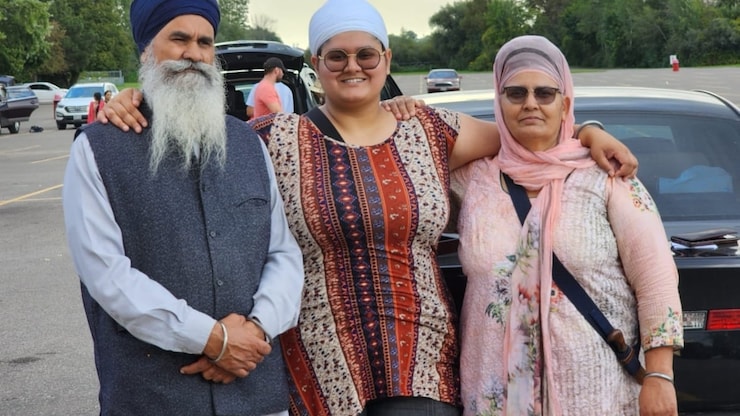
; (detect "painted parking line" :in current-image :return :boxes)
[0,145,40,155]
[0,184,63,207]
[32,154,69,164]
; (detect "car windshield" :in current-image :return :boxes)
[66,86,103,99]
[430,70,458,78]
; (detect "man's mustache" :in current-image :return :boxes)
[161,60,213,81]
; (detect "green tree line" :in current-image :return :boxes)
[393,0,740,71]
[0,0,277,86]
[2,0,738,87]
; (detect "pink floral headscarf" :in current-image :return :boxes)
[494,35,595,415]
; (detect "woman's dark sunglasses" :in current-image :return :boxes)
[502,86,561,104]
[318,48,384,72]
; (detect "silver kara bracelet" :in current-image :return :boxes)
[247,316,273,345]
[210,321,228,363]
[643,371,674,384]
[575,120,605,141]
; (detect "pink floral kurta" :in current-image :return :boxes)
[453,158,683,415]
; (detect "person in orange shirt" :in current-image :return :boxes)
[251,57,286,118]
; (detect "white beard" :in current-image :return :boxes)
[138,51,227,174]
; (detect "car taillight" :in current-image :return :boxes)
[683,310,740,330]
[706,309,740,330]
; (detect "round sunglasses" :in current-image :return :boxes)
[318,47,385,72]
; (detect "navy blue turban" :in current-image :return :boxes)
[130,0,220,55]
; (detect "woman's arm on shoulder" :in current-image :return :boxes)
[579,125,638,178]
[450,115,501,171]
[449,117,638,177]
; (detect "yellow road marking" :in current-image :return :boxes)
[0,184,63,207]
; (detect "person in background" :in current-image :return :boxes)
[86,91,104,125]
[249,57,290,118]
[103,90,112,103]
[62,0,304,415]
[246,77,294,119]
[97,1,638,414]
[453,35,682,416]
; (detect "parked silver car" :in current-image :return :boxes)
[424,68,461,93]
[55,82,118,130]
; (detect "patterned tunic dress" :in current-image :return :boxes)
[251,107,462,416]
[453,159,684,416]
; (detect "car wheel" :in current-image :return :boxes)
[57,122,66,130]
[8,121,20,134]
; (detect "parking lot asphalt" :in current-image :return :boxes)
[1,67,738,415]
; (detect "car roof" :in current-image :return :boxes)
[414,87,740,120]
[69,82,114,88]
[215,40,305,72]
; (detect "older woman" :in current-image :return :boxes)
[453,35,683,416]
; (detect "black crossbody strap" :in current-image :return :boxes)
[305,107,344,142]
[502,172,646,383]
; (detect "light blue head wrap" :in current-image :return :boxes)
[308,0,389,55]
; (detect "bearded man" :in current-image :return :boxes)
[62,1,303,415]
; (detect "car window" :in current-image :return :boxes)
[66,86,103,98]
[29,84,50,91]
[7,87,35,100]
[581,113,740,222]
[430,70,458,78]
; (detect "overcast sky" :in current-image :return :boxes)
[249,0,453,50]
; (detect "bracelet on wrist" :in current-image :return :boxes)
[575,120,605,141]
[643,371,674,384]
[247,316,273,345]
[210,321,228,363]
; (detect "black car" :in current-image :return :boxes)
[215,40,403,117]
[419,87,740,414]
[0,85,39,134]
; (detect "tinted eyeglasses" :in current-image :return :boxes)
[502,86,561,105]
[318,47,384,72]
